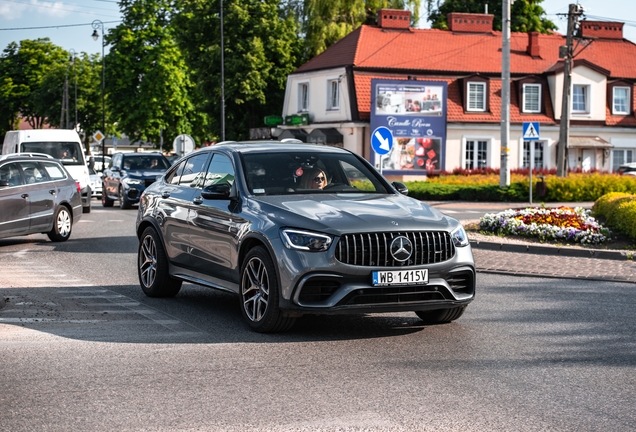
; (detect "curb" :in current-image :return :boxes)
[469,239,633,261]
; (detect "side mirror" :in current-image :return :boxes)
[0,179,9,188]
[111,166,120,172]
[392,181,408,196]
[201,183,231,200]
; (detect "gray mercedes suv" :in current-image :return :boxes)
[135,141,475,332]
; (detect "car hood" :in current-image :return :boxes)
[251,193,454,234]
[123,169,165,179]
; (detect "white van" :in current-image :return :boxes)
[2,129,92,213]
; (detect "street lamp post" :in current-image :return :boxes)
[68,49,78,130]
[91,20,105,169]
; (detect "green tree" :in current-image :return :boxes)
[428,0,557,33]
[106,0,196,148]
[175,0,301,141]
[302,0,422,60]
[0,38,68,136]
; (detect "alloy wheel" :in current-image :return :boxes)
[241,257,270,322]
[139,234,157,288]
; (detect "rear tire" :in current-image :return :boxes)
[47,206,72,242]
[102,184,114,207]
[240,246,295,333]
[415,306,466,324]
[82,200,91,213]
[138,227,182,297]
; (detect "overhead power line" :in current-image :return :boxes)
[0,20,120,32]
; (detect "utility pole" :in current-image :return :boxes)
[500,0,511,187]
[556,4,584,177]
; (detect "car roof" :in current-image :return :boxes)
[210,140,351,155]
[0,153,58,162]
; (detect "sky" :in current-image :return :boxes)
[0,0,635,57]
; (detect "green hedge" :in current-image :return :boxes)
[405,174,636,202]
[592,192,636,240]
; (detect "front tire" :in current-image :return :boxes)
[47,206,72,242]
[119,187,132,209]
[138,227,182,297]
[240,246,295,333]
[415,306,466,324]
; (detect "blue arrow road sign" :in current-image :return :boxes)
[522,122,540,141]
[371,126,393,155]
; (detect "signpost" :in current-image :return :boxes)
[173,134,195,158]
[523,122,540,204]
[371,126,393,174]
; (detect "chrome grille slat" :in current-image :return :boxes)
[335,231,456,267]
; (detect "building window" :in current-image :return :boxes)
[613,86,630,115]
[465,140,488,169]
[522,84,541,113]
[612,149,634,171]
[467,82,486,112]
[522,141,545,169]
[298,82,309,112]
[572,84,590,113]
[327,79,339,110]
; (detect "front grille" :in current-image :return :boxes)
[334,231,455,267]
[340,286,446,306]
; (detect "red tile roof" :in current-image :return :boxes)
[296,23,636,125]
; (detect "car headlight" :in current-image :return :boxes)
[123,178,144,185]
[280,229,333,252]
[451,225,469,247]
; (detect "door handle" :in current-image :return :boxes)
[193,196,203,205]
[21,194,28,199]
[161,191,171,198]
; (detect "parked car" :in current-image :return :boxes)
[617,162,636,175]
[135,141,475,332]
[102,152,171,209]
[0,154,82,242]
[88,166,102,198]
[2,129,92,213]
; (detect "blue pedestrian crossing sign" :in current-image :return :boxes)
[522,122,540,141]
[371,126,394,155]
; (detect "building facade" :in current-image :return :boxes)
[280,10,636,178]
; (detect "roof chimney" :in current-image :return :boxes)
[580,20,624,39]
[527,32,541,57]
[447,12,493,33]
[377,9,411,29]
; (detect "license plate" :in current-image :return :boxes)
[372,269,429,286]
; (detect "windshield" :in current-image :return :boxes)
[20,141,86,166]
[241,151,390,195]
[122,155,170,170]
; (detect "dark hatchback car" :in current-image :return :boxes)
[136,141,475,332]
[0,154,82,242]
[102,152,171,209]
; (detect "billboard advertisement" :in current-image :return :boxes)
[370,79,448,174]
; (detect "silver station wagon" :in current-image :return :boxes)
[136,141,475,332]
[0,154,82,242]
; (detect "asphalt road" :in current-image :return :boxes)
[0,202,635,431]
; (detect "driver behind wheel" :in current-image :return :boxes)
[300,167,327,189]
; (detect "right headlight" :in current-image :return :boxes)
[451,225,469,247]
[280,228,333,252]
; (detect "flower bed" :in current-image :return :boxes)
[478,206,612,244]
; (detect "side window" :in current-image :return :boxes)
[18,161,48,184]
[203,154,235,188]
[41,162,67,180]
[0,163,23,187]
[178,153,210,188]
[111,154,122,169]
[166,160,186,185]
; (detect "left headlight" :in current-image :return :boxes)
[280,228,333,252]
[451,225,469,247]
[123,178,144,186]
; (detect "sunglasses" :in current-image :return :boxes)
[313,176,325,183]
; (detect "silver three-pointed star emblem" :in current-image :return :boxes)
[390,236,413,262]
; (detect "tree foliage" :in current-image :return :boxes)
[174,0,302,141]
[106,0,196,148]
[301,0,422,60]
[0,39,68,136]
[428,0,557,33]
